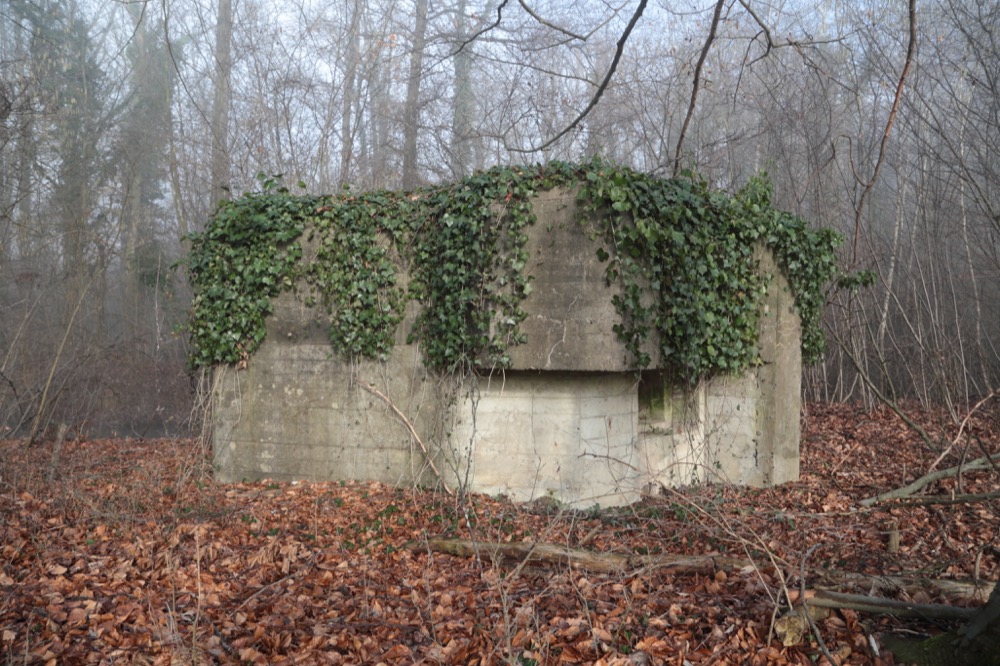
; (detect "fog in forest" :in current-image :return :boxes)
[1,0,998,437]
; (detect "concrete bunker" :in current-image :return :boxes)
[198,165,832,507]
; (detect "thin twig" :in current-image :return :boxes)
[27,275,94,445]
[357,379,454,495]
[235,552,318,611]
[926,388,999,474]
[735,0,773,60]
[516,0,586,41]
[453,0,511,57]
[834,331,936,450]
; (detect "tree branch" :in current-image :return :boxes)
[926,388,1000,475]
[357,379,454,496]
[454,0,511,57]
[877,490,1000,508]
[850,0,917,265]
[507,0,649,153]
[810,589,978,621]
[860,453,1000,507]
[672,0,726,177]
[516,0,586,41]
[735,0,773,62]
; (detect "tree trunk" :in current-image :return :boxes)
[339,0,362,188]
[450,0,474,180]
[401,0,428,190]
[210,0,233,209]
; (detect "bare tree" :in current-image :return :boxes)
[402,0,430,189]
[449,0,475,178]
[210,0,233,207]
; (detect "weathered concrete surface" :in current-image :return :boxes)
[211,188,802,506]
[449,372,640,506]
[704,247,802,486]
[508,190,656,371]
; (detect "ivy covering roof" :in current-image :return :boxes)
[182,159,841,380]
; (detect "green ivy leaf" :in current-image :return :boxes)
[182,161,841,381]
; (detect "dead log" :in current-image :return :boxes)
[816,572,995,605]
[409,538,749,574]
[412,538,995,609]
[776,591,977,648]
[876,490,1000,508]
[807,589,977,621]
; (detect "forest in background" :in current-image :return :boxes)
[1,0,998,436]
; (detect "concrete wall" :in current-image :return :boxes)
[506,191,656,371]
[448,372,640,506]
[703,247,802,487]
[211,189,802,506]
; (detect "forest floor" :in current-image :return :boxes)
[2,402,999,665]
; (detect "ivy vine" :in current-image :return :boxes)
[181,160,842,380]
[305,191,406,361]
[183,174,310,367]
[406,164,573,372]
[579,161,841,379]
[733,174,842,365]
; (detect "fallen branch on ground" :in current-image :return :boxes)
[775,589,978,648]
[806,589,977,621]
[860,453,1000,507]
[876,490,1000,508]
[817,572,995,605]
[411,539,995,605]
[415,537,997,635]
[409,537,749,574]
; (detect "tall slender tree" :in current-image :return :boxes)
[119,4,175,345]
[449,0,474,179]
[210,0,233,208]
[402,0,429,189]
[19,1,108,316]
